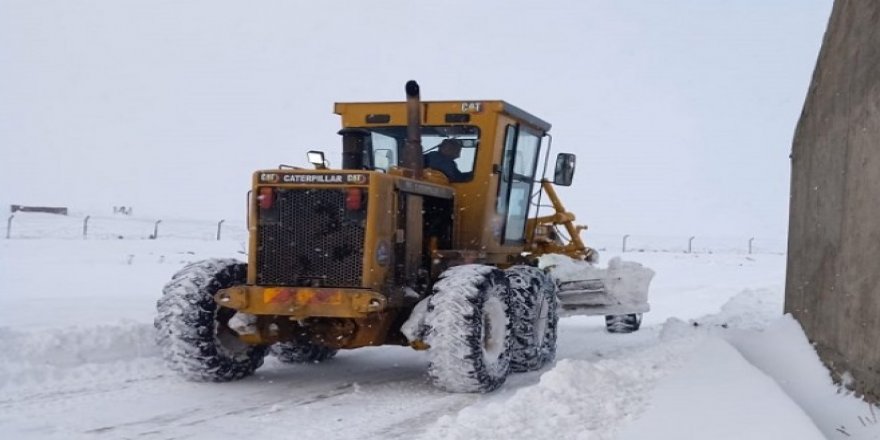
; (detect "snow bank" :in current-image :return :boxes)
[618,337,825,440]
[0,238,245,330]
[697,287,784,330]
[728,317,880,439]
[653,288,784,339]
[0,323,161,398]
[647,289,880,439]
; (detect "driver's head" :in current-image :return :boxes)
[438,138,463,159]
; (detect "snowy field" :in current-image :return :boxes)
[1,215,877,439]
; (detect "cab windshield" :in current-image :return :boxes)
[364,126,480,180]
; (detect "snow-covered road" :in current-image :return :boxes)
[1,235,876,439]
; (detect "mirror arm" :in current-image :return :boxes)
[540,180,589,258]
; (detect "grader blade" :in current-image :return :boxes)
[540,255,655,317]
[556,278,612,315]
[557,278,606,297]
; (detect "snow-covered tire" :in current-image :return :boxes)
[155,259,268,382]
[506,265,559,372]
[424,264,512,393]
[605,313,642,333]
[271,341,337,364]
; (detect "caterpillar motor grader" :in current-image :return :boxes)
[155,81,653,392]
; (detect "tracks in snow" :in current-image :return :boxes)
[0,316,749,440]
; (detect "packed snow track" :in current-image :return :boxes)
[1,237,876,439]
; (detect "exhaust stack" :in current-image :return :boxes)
[403,80,423,178]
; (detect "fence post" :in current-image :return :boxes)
[83,215,91,239]
[622,234,630,252]
[5,214,13,239]
[688,236,696,254]
[217,219,225,241]
[748,237,755,254]
[151,220,162,239]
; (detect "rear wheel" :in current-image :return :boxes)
[506,265,559,372]
[605,313,643,333]
[155,259,268,381]
[271,341,337,364]
[424,264,512,393]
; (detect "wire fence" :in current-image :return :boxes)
[585,233,786,255]
[5,212,787,254]
[5,212,247,242]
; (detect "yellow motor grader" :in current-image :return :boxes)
[155,81,653,392]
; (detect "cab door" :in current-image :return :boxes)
[495,124,543,246]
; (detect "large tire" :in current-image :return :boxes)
[424,264,512,393]
[506,265,559,372]
[605,313,643,333]
[271,341,337,364]
[155,259,268,382]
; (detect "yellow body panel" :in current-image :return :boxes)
[216,285,385,319]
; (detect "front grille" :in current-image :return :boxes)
[257,188,366,287]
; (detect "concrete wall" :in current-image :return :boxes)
[785,0,880,403]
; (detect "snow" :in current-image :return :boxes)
[401,296,430,342]
[423,329,697,440]
[729,317,880,439]
[618,337,825,440]
[1,214,878,439]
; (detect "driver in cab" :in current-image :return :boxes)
[423,138,471,183]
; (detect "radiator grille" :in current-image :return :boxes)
[257,188,366,287]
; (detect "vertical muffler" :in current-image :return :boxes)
[402,80,423,178]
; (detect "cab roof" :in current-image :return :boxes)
[333,100,552,133]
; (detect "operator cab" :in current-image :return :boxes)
[330,100,575,264]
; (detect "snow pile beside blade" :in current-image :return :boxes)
[538,254,655,316]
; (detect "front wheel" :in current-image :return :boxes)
[605,313,643,333]
[424,264,512,393]
[506,265,559,372]
[155,259,268,381]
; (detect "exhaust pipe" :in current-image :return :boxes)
[403,80,423,178]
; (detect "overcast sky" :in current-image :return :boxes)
[0,0,831,238]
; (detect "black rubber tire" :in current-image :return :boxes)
[271,341,337,364]
[424,264,512,393]
[506,265,559,372]
[605,313,643,333]
[155,259,268,382]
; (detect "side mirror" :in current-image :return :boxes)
[307,150,328,170]
[553,153,576,186]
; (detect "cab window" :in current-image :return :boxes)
[365,126,480,181]
[496,125,542,244]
